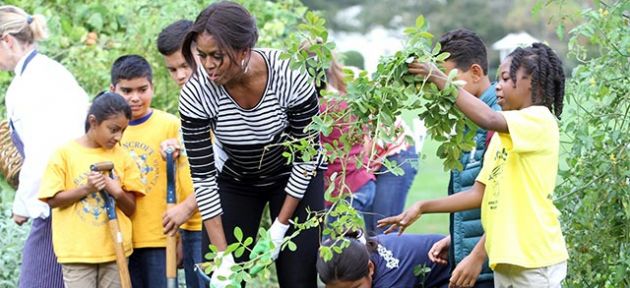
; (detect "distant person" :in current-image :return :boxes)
[303,43,376,228]
[39,92,144,288]
[157,19,205,288]
[0,5,88,287]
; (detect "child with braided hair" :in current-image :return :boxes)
[379,42,568,287]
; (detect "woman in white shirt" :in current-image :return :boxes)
[0,5,88,288]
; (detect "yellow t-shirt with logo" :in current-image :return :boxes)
[121,109,201,248]
[476,106,568,269]
[38,140,145,264]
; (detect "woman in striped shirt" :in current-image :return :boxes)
[179,2,324,287]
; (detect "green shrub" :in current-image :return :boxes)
[558,1,630,287]
[0,180,29,287]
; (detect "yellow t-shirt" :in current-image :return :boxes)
[476,106,568,269]
[122,109,201,248]
[38,140,145,264]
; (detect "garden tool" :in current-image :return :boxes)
[165,148,177,288]
[90,162,132,288]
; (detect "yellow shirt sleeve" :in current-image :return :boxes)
[121,152,146,196]
[38,149,66,200]
[500,107,553,153]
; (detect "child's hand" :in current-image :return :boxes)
[103,175,124,200]
[160,138,181,159]
[428,235,451,265]
[162,202,194,236]
[449,252,484,288]
[87,171,107,192]
[407,60,446,83]
[377,201,424,235]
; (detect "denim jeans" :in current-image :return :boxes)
[368,146,419,234]
[351,180,376,221]
[129,247,172,288]
[181,229,204,288]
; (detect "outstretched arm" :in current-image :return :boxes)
[377,181,485,234]
[408,62,508,133]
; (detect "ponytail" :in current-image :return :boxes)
[0,5,48,44]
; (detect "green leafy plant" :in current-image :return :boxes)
[555,1,630,287]
[278,11,476,266]
[0,181,30,287]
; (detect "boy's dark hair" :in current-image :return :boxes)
[508,42,565,118]
[182,1,258,72]
[110,54,153,85]
[439,28,488,75]
[157,19,193,56]
[85,91,132,132]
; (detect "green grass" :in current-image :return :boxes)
[403,137,450,235]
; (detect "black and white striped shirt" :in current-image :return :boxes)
[179,49,323,220]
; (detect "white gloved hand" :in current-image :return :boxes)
[269,218,290,260]
[210,252,235,288]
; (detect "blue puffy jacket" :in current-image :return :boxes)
[447,84,500,287]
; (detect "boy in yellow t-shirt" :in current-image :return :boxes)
[109,54,200,287]
[157,19,205,288]
[39,92,145,287]
[379,43,568,287]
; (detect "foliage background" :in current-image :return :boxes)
[0,0,628,287]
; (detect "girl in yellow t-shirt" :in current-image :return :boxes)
[39,92,145,288]
[379,42,568,288]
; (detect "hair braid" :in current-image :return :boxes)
[507,43,565,119]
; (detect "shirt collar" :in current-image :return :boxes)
[129,110,153,126]
[13,48,37,76]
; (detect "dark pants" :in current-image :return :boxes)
[129,247,172,288]
[202,172,324,287]
[181,229,204,288]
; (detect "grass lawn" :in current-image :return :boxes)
[403,137,450,235]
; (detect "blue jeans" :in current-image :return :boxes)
[181,229,204,288]
[351,180,376,217]
[129,247,172,288]
[369,146,419,234]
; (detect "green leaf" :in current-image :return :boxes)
[234,247,245,258]
[234,227,243,242]
[287,241,297,252]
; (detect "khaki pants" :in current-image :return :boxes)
[61,262,121,288]
[494,261,567,288]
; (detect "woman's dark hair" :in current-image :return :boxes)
[439,28,488,75]
[157,19,193,56]
[110,54,153,86]
[182,1,258,72]
[84,92,132,132]
[316,231,379,284]
[507,42,565,118]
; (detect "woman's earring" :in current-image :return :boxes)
[241,59,249,74]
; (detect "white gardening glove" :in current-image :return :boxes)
[210,252,235,288]
[269,218,290,260]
